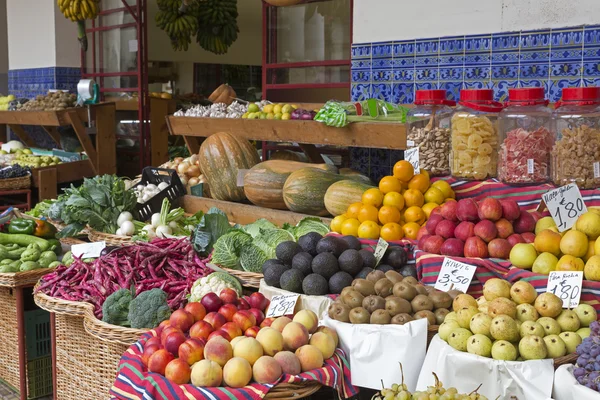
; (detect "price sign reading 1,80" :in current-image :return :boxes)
[542,183,587,232]
[265,294,299,318]
[547,271,583,308]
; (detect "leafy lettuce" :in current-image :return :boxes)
[287,217,330,240]
[211,230,252,269]
[242,218,277,238]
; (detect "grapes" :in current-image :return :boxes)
[574,318,600,392]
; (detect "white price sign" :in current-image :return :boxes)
[265,294,299,318]
[434,258,477,293]
[542,183,587,232]
[236,169,249,187]
[547,271,583,308]
[404,147,420,174]
[71,241,106,259]
[373,238,389,266]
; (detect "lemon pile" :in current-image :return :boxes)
[330,161,456,241]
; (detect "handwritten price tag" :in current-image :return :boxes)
[404,147,420,174]
[71,241,106,259]
[265,294,299,318]
[547,271,583,308]
[373,238,389,266]
[237,169,249,187]
[542,183,587,232]
[434,258,477,293]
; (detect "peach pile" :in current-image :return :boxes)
[417,197,540,260]
[144,295,338,388]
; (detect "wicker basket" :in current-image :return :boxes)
[223,268,262,289]
[87,227,133,246]
[0,287,22,390]
[0,268,57,288]
[265,381,322,399]
[33,284,92,317]
[554,353,578,369]
[83,308,147,346]
[0,174,31,190]
[58,237,86,246]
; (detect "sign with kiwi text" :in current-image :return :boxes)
[547,271,583,308]
[404,147,420,174]
[373,238,389,266]
[542,183,587,232]
[434,258,477,293]
[266,294,299,318]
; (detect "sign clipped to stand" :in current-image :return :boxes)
[542,183,587,232]
[434,258,477,293]
[373,238,389,266]
[547,271,583,308]
[404,147,420,174]
[265,294,299,318]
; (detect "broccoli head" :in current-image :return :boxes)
[128,288,171,329]
[102,288,133,327]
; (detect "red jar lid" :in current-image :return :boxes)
[414,89,455,106]
[506,87,548,106]
[459,89,503,112]
[562,87,600,102]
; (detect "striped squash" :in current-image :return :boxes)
[324,180,375,216]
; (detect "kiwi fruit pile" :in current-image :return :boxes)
[328,269,463,326]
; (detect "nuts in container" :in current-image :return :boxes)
[552,125,600,189]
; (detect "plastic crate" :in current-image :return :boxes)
[25,309,51,360]
[134,167,185,221]
[26,356,52,399]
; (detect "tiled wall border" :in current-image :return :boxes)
[351,24,600,104]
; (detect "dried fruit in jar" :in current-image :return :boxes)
[450,113,498,180]
[407,127,451,176]
[552,125,600,189]
[498,127,553,184]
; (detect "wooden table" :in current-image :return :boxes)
[0,103,117,200]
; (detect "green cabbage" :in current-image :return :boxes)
[254,228,295,259]
[239,244,269,273]
[242,218,277,238]
[211,230,252,270]
[290,217,330,239]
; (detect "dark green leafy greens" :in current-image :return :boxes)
[192,208,232,257]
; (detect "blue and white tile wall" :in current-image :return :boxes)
[350,24,600,180]
[7,67,81,148]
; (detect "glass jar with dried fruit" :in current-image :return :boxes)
[406,90,455,177]
[552,87,600,189]
[498,88,554,185]
[450,89,503,180]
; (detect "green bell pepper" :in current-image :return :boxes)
[20,261,40,271]
[38,251,58,268]
[8,219,36,235]
[20,244,41,262]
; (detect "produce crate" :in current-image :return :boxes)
[134,167,185,221]
[26,357,52,399]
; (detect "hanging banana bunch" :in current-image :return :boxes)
[57,0,101,51]
[156,0,200,52]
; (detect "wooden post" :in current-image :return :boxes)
[0,124,7,143]
[150,98,176,166]
[38,168,57,201]
[67,110,98,175]
[7,125,36,148]
[94,103,117,175]
[42,126,62,147]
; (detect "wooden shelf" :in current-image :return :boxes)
[177,195,332,227]
[167,117,407,151]
[0,108,88,127]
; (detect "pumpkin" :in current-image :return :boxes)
[269,150,308,162]
[199,132,260,202]
[244,160,337,209]
[339,168,374,185]
[208,84,237,105]
[324,180,375,217]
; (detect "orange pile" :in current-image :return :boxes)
[330,161,455,241]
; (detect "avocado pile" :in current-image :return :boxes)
[261,233,417,296]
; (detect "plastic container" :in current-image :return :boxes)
[406,90,455,176]
[450,89,503,180]
[498,87,554,185]
[552,87,600,189]
[134,167,186,221]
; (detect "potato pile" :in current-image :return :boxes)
[20,91,77,111]
[328,269,458,326]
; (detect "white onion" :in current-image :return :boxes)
[177,163,190,174]
[158,182,169,190]
[189,154,199,165]
[117,212,133,227]
[180,176,188,185]
[145,183,157,191]
[188,177,200,186]
[186,165,200,177]
[120,221,135,236]
[155,225,172,238]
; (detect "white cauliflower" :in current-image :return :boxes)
[188,272,242,302]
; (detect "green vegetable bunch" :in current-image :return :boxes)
[102,288,171,329]
[49,175,137,238]
[102,288,134,327]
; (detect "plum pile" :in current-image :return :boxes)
[574,320,600,391]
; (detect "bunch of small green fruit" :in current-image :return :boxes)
[439,278,597,361]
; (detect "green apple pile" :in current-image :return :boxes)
[439,278,597,361]
[9,151,63,168]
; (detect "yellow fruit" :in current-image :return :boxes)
[535,216,557,235]
[263,104,274,113]
[533,229,562,257]
[532,252,559,275]
[273,104,283,114]
[357,221,380,240]
[585,240,596,262]
[393,160,414,182]
[282,104,293,114]
[378,206,401,225]
[596,238,600,256]
[340,218,360,236]
[362,188,384,208]
[556,255,585,272]
[382,192,405,210]
[281,112,291,120]
[431,180,453,199]
[402,222,421,240]
[589,207,600,216]
[422,203,440,218]
[379,176,402,194]
[358,205,379,223]
[330,215,348,234]
[560,230,589,258]
[346,202,363,219]
[380,223,404,241]
[408,173,430,194]
[403,189,425,208]
[404,206,426,225]
[584,255,600,281]
[576,212,600,240]
[424,187,445,205]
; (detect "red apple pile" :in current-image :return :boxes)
[417,198,540,260]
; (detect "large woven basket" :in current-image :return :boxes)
[33,283,92,317]
[0,287,23,390]
[83,308,147,346]
[87,227,133,246]
[0,174,30,190]
[265,381,322,399]
[223,268,262,289]
[0,267,57,288]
